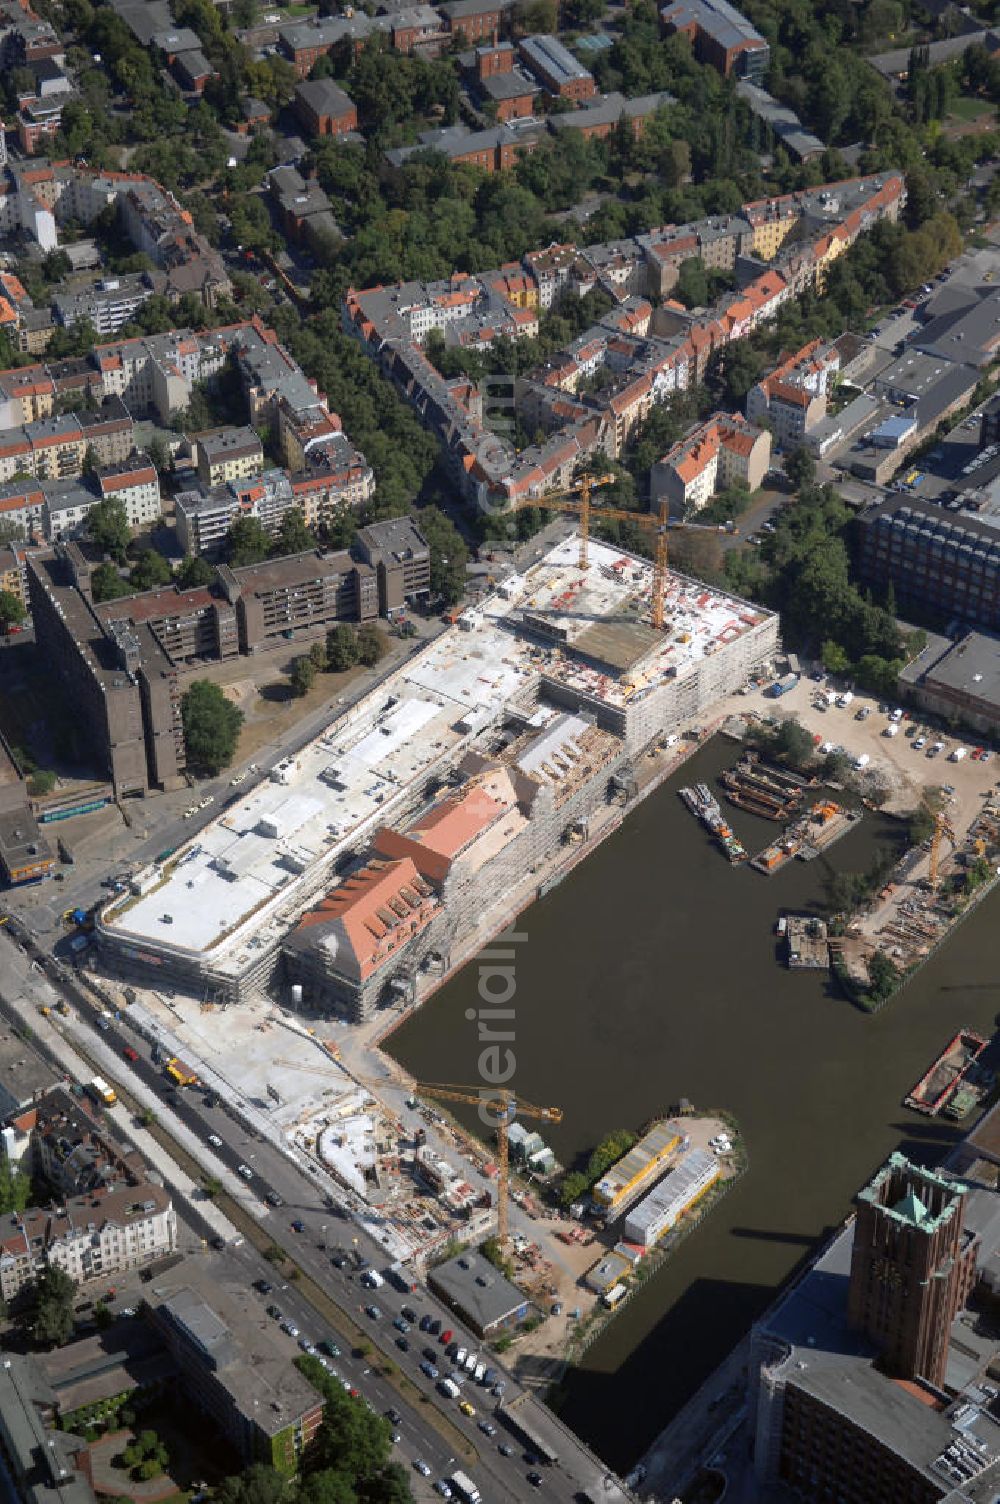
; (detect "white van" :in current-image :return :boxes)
[883,724,900,738]
[361,1270,384,1289]
[854,753,870,770]
[949,746,968,762]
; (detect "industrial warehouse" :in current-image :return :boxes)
[96,534,777,1010]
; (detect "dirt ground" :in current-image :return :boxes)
[715,673,999,835]
[508,1114,738,1375]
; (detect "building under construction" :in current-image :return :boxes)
[96,535,778,1012]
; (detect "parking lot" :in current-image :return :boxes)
[743,673,998,836]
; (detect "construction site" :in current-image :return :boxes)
[95,533,778,1016]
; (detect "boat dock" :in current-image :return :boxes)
[785,915,829,970]
[797,801,863,860]
[751,799,861,875]
[904,1030,989,1115]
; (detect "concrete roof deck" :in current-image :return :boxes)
[102,534,772,966]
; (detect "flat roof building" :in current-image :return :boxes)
[355,515,431,615]
[145,1259,324,1472]
[428,1248,530,1336]
[751,1154,1000,1501]
[856,495,1000,632]
[899,629,1000,736]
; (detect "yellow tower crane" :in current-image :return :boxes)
[513,473,733,632]
[275,1060,561,1252]
[928,810,956,890]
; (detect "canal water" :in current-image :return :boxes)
[385,738,1000,1472]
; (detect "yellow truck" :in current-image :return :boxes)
[165,1056,199,1087]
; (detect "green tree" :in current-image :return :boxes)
[27,770,57,797]
[91,563,133,602]
[867,951,899,1001]
[181,680,244,774]
[0,1159,30,1215]
[821,640,851,675]
[23,1264,77,1348]
[774,718,815,767]
[326,623,359,671]
[226,515,271,567]
[148,435,171,474]
[87,496,131,560]
[356,625,386,668]
[130,549,172,592]
[276,509,314,557]
[480,1236,515,1279]
[215,1465,289,1504]
[309,640,328,671]
[93,1302,113,1330]
[364,1463,413,1504]
[559,1170,590,1208]
[177,554,215,589]
[418,506,467,605]
[0,590,26,630]
[785,447,817,490]
[290,656,316,697]
[675,257,709,309]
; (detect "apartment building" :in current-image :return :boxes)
[355,516,432,615]
[52,275,152,336]
[28,547,179,796]
[293,78,358,138]
[440,0,514,44]
[0,1183,177,1303]
[95,451,161,528]
[0,479,45,536]
[221,548,378,652]
[856,495,1000,631]
[651,412,771,513]
[96,585,238,667]
[42,477,99,541]
[745,339,840,448]
[660,0,769,80]
[146,1262,324,1472]
[0,542,41,612]
[175,469,296,557]
[519,34,596,99]
[196,426,264,487]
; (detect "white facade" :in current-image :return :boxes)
[99,464,161,528]
[623,1148,720,1247]
[0,1184,177,1303]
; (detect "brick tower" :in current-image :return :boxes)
[847,1152,979,1387]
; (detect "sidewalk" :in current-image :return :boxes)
[0,945,242,1245]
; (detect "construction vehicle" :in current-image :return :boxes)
[274,1058,560,1252]
[164,1056,199,1087]
[512,472,733,631]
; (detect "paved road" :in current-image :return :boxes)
[0,917,620,1504]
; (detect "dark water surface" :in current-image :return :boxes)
[386,738,1000,1471]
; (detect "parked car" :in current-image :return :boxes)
[364,1305,381,1320]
